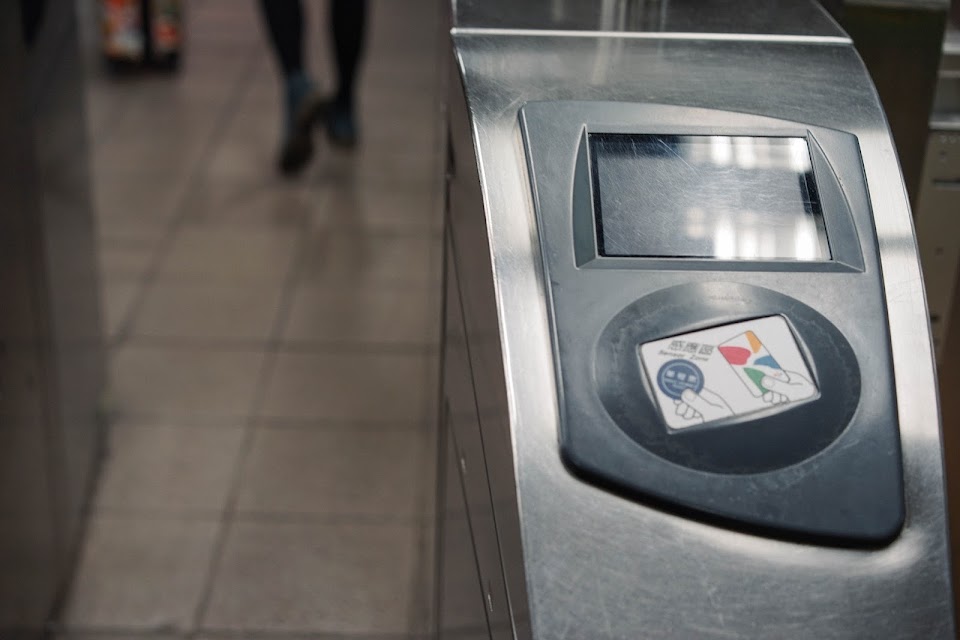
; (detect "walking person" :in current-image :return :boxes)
[258,0,367,175]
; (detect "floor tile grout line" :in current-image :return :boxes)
[83,41,266,636]
[405,31,448,634]
[65,30,266,638]
[79,5,448,633]
[179,212,443,232]
[91,507,433,529]
[186,18,446,635]
[199,629,428,640]
[114,335,439,354]
[187,98,442,625]
[108,46,265,346]
[125,277,441,291]
[89,507,432,525]
[271,181,446,634]
[102,414,434,431]
[58,623,429,640]
[188,181,335,631]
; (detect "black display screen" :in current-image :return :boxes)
[590,134,830,260]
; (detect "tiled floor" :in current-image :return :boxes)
[63,0,442,637]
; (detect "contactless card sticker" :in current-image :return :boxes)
[718,331,789,397]
[638,316,818,430]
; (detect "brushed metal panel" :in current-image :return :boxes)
[444,15,954,637]
[453,0,846,38]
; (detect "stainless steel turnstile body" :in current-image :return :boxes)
[436,2,955,638]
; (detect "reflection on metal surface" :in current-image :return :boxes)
[436,0,954,637]
[438,227,512,639]
[437,407,490,639]
[591,135,828,260]
[453,0,847,37]
[441,62,529,638]
[845,0,949,8]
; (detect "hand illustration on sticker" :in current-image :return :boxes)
[656,360,734,424]
[718,330,816,405]
[760,371,816,404]
[674,388,734,422]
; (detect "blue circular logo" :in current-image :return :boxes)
[656,360,704,400]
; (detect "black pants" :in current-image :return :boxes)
[259,0,367,108]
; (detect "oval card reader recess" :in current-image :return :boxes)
[641,316,819,430]
[519,101,905,546]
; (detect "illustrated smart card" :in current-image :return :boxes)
[718,330,789,397]
[638,316,818,430]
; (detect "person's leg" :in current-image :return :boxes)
[258,0,325,175]
[259,0,304,76]
[327,0,368,146]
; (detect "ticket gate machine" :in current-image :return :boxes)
[436,1,956,638]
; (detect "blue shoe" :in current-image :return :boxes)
[279,74,327,176]
[327,103,358,149]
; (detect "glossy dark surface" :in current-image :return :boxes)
[590,134,828,259]
[0,2,104,636]
[837,3,948,206]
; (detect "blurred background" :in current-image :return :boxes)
[0,0,959,639]
[4,0,441,638]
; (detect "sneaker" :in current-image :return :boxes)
[279,77,327,176]
[326,102,358,149]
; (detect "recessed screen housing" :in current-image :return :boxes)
[590,134,830,261]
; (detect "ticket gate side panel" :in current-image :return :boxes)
[438,223,491,638]
[440,222,513,639]
[449,30,955,638]
[446,55,534,638]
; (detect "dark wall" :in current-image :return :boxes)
[823,1,948,208]
[0,2,104,636]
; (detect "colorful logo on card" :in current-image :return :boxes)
[718,330,788,396]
